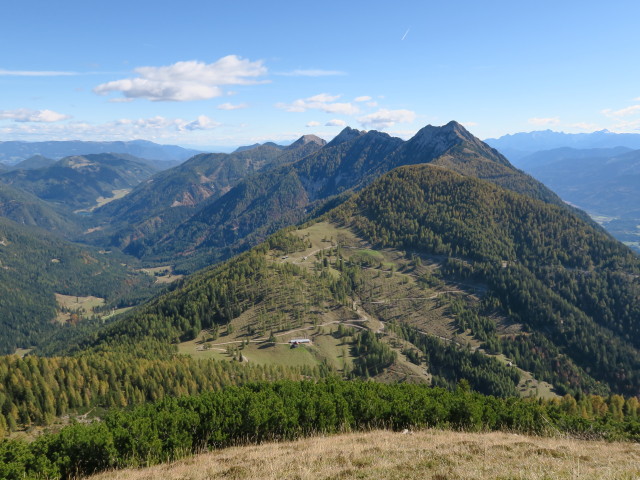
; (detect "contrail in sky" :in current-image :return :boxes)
[401,28,410,41]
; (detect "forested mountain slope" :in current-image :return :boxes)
[332,165,640,394]
[134,122,577,272]
[0,182,81,235]
[0,217,156,355]
[58,163,640,397]
[517,147,640,253]
[90,137,325,256]
[0,153,158,211]
[10,155,56,170]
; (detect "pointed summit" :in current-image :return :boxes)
[286,134,326,150]
[404,121,510,167]
[326,127,366,147]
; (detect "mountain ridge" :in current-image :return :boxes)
[485,129,640,162]
[134,122,576,271]
[0,139,202,166]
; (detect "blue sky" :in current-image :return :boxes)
[1,0,639,148]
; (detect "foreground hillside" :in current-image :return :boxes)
[89,429,640,480]
[2,379,638,479]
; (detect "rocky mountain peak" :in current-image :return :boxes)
[286,134,327,150]
[326,127,366,147]
[404,121,509,166]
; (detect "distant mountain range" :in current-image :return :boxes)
[0,153,160,212]
[90,122,568,272]
[0,139,203,168]
[514,147,640,253]
[485,130,640,163]
[88,135,327,260]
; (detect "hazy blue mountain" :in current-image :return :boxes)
[233,141,285,153]
[0,139,202,167]
[516,146,632,170]
[0,153,158,211]
[519,147,640,253]
[485,130,640,163]
[10,154,56,170]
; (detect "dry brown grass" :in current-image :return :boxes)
[88,429,640,480]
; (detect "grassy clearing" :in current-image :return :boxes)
[75,189,131,213]
[140,265,184,284]
[54,293,105,324]
[89,428,640,480]
[179,320,356,371]
[13,347,33,357]
[55,293,105,310]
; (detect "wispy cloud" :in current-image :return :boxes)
[567,122,600,131]
[306,121,321,127]
[278,69,346,77]
[115,115,220,131]
[217,102,248,110]
[528,117,561,126]
[0,69,77,77]
[0,114,222,142]
[182,115,221,131]
[0,108,70,123]
[325,119,347,127]
[94,56,267,102]
[602,105,640,118]
[358,109,416,129]
[354,96,372,102]
[276,93,359,115]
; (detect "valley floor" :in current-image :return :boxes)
[89,429,640,480]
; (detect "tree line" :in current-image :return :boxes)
[1,379,639,480]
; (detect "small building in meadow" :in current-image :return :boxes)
[289,338,311,347]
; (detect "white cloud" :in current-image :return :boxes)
[182,115,221,131]
[0,69,77,76]
[358,109,416,129]
[354,96,372,102]
[462,121,478,128]
[528,117,561,126]
[325,119,347,127]
[217,102,248,110]
[306,121,321,127]
[279,69,346,77]
[108,97,135,103]
[0,108,70,123]
[606,118,640,133]
[0,114,226,145]
[602,105,640,118]
[113,115,220,132]
[276,93,359,115]
[93,55,267,102]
